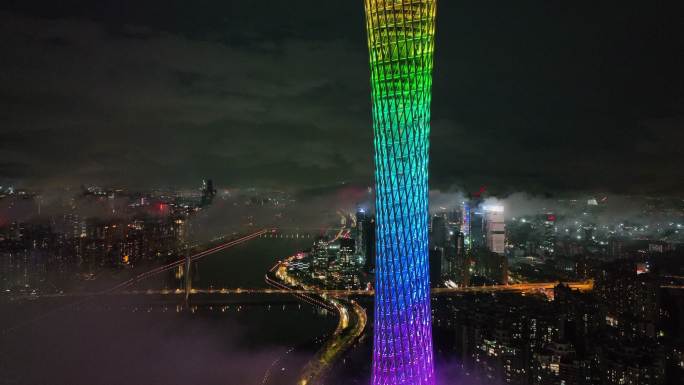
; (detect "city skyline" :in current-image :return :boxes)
[1,2,683,385]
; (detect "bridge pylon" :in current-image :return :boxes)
[184,253,192,305]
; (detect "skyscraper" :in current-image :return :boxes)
[200,179,216,206]
[364,217,377,272]
[484,205,506,255]
[356,208,377,272]
[430,214,448,249]
[542,213,556,255]
[462,201,472,249]
[470,208,486,249]
[364,1,437,384]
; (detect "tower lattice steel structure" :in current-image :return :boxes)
[364,1,437,384]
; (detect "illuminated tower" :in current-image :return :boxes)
[364,1,437,384]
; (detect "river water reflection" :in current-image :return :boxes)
[0,237,336,385]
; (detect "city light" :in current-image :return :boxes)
[365,1,437,384]
[1,3,682,385]
[483,205,505,213]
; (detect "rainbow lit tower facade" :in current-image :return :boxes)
[364,1,437,384]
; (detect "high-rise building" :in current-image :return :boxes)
[355,208,367,256]
[471,209,486,250]
[429,248,443,287]
[431,214,448,249]
[462,201,472,249]
[452,232,470,286]
[355,208,374,270]
[335,237,359,289]
[200,179,216,206]
[595,260,661,339]
[364,217,377,272]
[310,238,331,281]
[542,213,556,255]
[484,205,506,255]
[364,1,438,384]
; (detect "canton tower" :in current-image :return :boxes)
[364,1,438,385]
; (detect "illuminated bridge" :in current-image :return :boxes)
[103,229,270,294]
[133,280,595,296]
[29,281,595,300]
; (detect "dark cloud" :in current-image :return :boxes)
[0,1,682,195]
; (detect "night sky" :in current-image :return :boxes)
[1,1,683,195]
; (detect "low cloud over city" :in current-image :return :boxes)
[1,2,683,385]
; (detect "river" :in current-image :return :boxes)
[0,237,337,385]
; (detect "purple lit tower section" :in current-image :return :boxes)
[364,1,438,384]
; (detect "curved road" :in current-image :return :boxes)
[264,255,368,385]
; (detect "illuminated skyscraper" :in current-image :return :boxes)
[364,1,437,384]
[462,201,471,249]
[200,179,216,206]
[484,205,505,255]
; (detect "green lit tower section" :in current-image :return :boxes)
[364,1,437,385]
